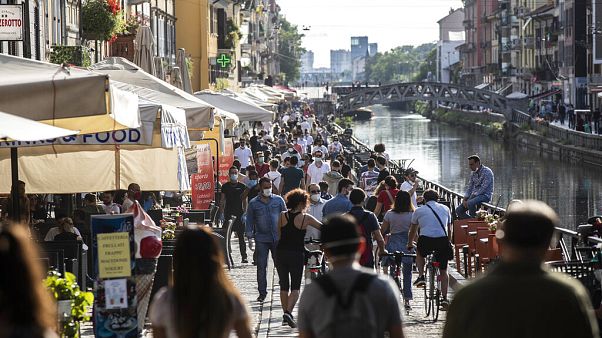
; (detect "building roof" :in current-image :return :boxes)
[437,8,465,24]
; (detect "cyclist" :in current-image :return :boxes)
[407,189,453,309]
[381,190,415,310]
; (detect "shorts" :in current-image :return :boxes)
[275,249,304,291]
[416,236,451,269]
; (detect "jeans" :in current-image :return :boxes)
[226,213,246,260]
[256,240,278,296]
[455,195,490,219]
[383,232,413,300]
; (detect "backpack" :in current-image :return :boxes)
[314,272,378,338]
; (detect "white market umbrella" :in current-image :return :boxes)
[133,26,156,76]
[0,111,78,141]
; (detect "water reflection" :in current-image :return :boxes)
[351,105,602,229]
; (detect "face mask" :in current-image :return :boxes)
[314,158,322,164]
[262,188,272,197]
[247,179,258,188]
[299,160,305,166]
[258,157,264,163]
[310,193,320,202]
[230,174,238,182]
[288,148,294,153]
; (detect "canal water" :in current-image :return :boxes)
[350,104,602,229]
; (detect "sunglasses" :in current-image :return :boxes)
[310,190,320,194]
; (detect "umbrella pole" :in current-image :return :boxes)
[115,145,121,190]
[10,147,20,223]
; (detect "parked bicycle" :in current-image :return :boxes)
[379,251,416,315]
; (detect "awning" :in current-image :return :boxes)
[0,111,78,141]
[91,57,234,131]
[0,54,140,133]
[194,91,275,122]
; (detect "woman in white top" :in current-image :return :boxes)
[380,190,415,310]
[44,217,88,250]
[149,226,252,338]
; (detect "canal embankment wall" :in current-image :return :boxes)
[419,105,602,168]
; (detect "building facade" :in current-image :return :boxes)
[437,8,465,83]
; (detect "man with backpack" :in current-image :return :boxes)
[298,214,405,338]
[346,188,387,269]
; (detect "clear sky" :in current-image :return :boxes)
[277,0,464,68]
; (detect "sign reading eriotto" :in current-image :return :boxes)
[0,5,23,41]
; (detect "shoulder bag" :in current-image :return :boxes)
[425,204,454,260]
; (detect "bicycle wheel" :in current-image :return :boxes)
[428,264,436,320]
[423,263,431,316]
[431,266,440,322]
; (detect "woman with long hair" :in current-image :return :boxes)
[380,190,416,311]
[374,176,400,221]
[149,227,252,338]
[276,189,322,328]
[0,224,57,338]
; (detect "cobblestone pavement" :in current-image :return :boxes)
[228,241,450,338]
[82,239,451,338]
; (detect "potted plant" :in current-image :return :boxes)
[81,0,125,42]
[45,271,94,338]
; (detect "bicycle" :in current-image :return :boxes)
[379,251,416,315]
[304,238,327,279]
[423,250,442,322]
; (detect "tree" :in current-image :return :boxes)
[364,43,436,83]
[277,16,305,84]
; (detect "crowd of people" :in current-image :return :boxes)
[0,101,600,338]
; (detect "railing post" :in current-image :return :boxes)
[462,245,470,277]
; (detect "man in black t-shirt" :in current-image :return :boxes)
[376,156,390,184]
[220,166,249,263]
[279,156,305,196]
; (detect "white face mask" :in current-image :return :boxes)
[314,157,322,164]
[310,193,320,202]
[262,188,272,197]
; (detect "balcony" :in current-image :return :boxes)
[589,74,602,85]
[463,19,473,28]
[523,36,535,49]
[534,68,556,82]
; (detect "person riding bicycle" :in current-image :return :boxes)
[381,190,415,310]
[407,189,453,309]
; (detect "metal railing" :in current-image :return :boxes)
[329,122,602,269]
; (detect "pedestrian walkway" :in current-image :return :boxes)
[228,240,450,338]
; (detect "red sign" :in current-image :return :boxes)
[192,144,214,210]
[218,138,234,184]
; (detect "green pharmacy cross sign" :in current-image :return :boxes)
[217,53,231,68]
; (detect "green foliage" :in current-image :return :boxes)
[334,116,353,128]
[225,19,241,49]
[365,43,436,83]
[45,271,94,338]
[412,47,437,82]
[49,46,91,67]
[213,78,230,91]
[278,16,305,84]
[81,0,121,41]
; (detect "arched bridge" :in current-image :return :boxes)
[337,82,513,121]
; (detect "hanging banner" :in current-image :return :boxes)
[0,125,153,148]
[192,143,215,210]
[218,138,234,184]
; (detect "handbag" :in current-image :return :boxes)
[425,204,454,260]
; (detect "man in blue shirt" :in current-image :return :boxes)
[455,155,494,219]
[322,178,354,219]
[245,177,287,302]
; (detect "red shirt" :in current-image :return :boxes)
[377,188,399,213]
[256,163,270,178]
